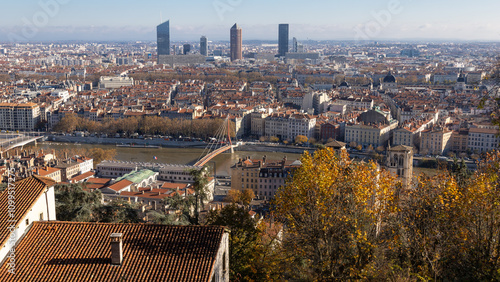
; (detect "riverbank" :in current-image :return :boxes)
[47,134,317,154]
[47,135,206,148]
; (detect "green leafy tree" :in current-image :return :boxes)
[55,184,102,222]
[189,166,210,225]
[450,158,471,188]
[206,205,261,281]
[94,200,142,223]
[147,210,190,226]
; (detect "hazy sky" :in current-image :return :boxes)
[0,0,499,42]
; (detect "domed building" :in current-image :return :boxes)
[338,79,351,89]
[380,71,398,93]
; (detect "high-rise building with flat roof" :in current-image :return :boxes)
[157,21,170,60]
[278,24,289,57]
[230,24,242,61]
[183,44,191,55]
[200,36,208,56]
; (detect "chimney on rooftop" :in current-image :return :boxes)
[110,233,123,265]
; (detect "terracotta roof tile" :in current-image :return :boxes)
[0,176,54,249]
[70,171,95,182]
[0,222,226,281]
[105,180,134,192]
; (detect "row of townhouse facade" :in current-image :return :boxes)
[416,124,499,155]
[231,156,301,199]
[264,113,316,141]
[345,121,398,147]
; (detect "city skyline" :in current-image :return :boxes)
[0,0,499,42]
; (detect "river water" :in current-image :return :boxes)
[34,142,305,177]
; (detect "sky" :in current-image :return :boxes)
[0,0,499,42]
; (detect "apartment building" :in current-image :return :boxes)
[468,127,499,153]
[392,118,434,147]
[451,129,469,153]
[231,156,301,199]
[420,127,453,155]
[250,111,269,137]
[0,103,40,130]
[265,113,316,141]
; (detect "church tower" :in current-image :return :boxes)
[386,145,413,188]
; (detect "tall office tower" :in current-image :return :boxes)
[157,20,170,59]
[183,44,191,55]
[230,23,242,61]
[292,37,298,52]
[278,24,289,57]
[200,36,208,56]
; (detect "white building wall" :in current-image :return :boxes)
[79,159,93,174]
[211,232,230,282]
[0,186,56,264]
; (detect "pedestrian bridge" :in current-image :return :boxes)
[0,135,44,153]
[194,116,237,167]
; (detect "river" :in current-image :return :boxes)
[33,142,305,177]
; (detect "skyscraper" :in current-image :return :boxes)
[183,44,191,55]
[230,24,242,61]
[292,37,298,53]
[157,21,170,59]
[278,24,289,57]
[200,36,208,56]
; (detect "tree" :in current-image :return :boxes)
[206,205,261,281]
[240,189,255,208]
[294,135,308,145]
[356,144,363,151]
[226,189,241,204]
[94,200,142,223]
[225,189,254,208]
[366,144,374,152]
[88,148,117,168]
[449,158,471,188]
[55,183,102,222]
[54,113,79,133]
[270,136,280,143]
[385,152,500,281]
[0,74,11,83]
[55,184,143,223]
[147,209,190,225]
[273,148,398,280]
[189,166,210,225]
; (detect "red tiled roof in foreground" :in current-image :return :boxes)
[0,176,55,249]
[0,222,226,282]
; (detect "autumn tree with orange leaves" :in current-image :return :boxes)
[273,148,398,280]
[269,148,500,280]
